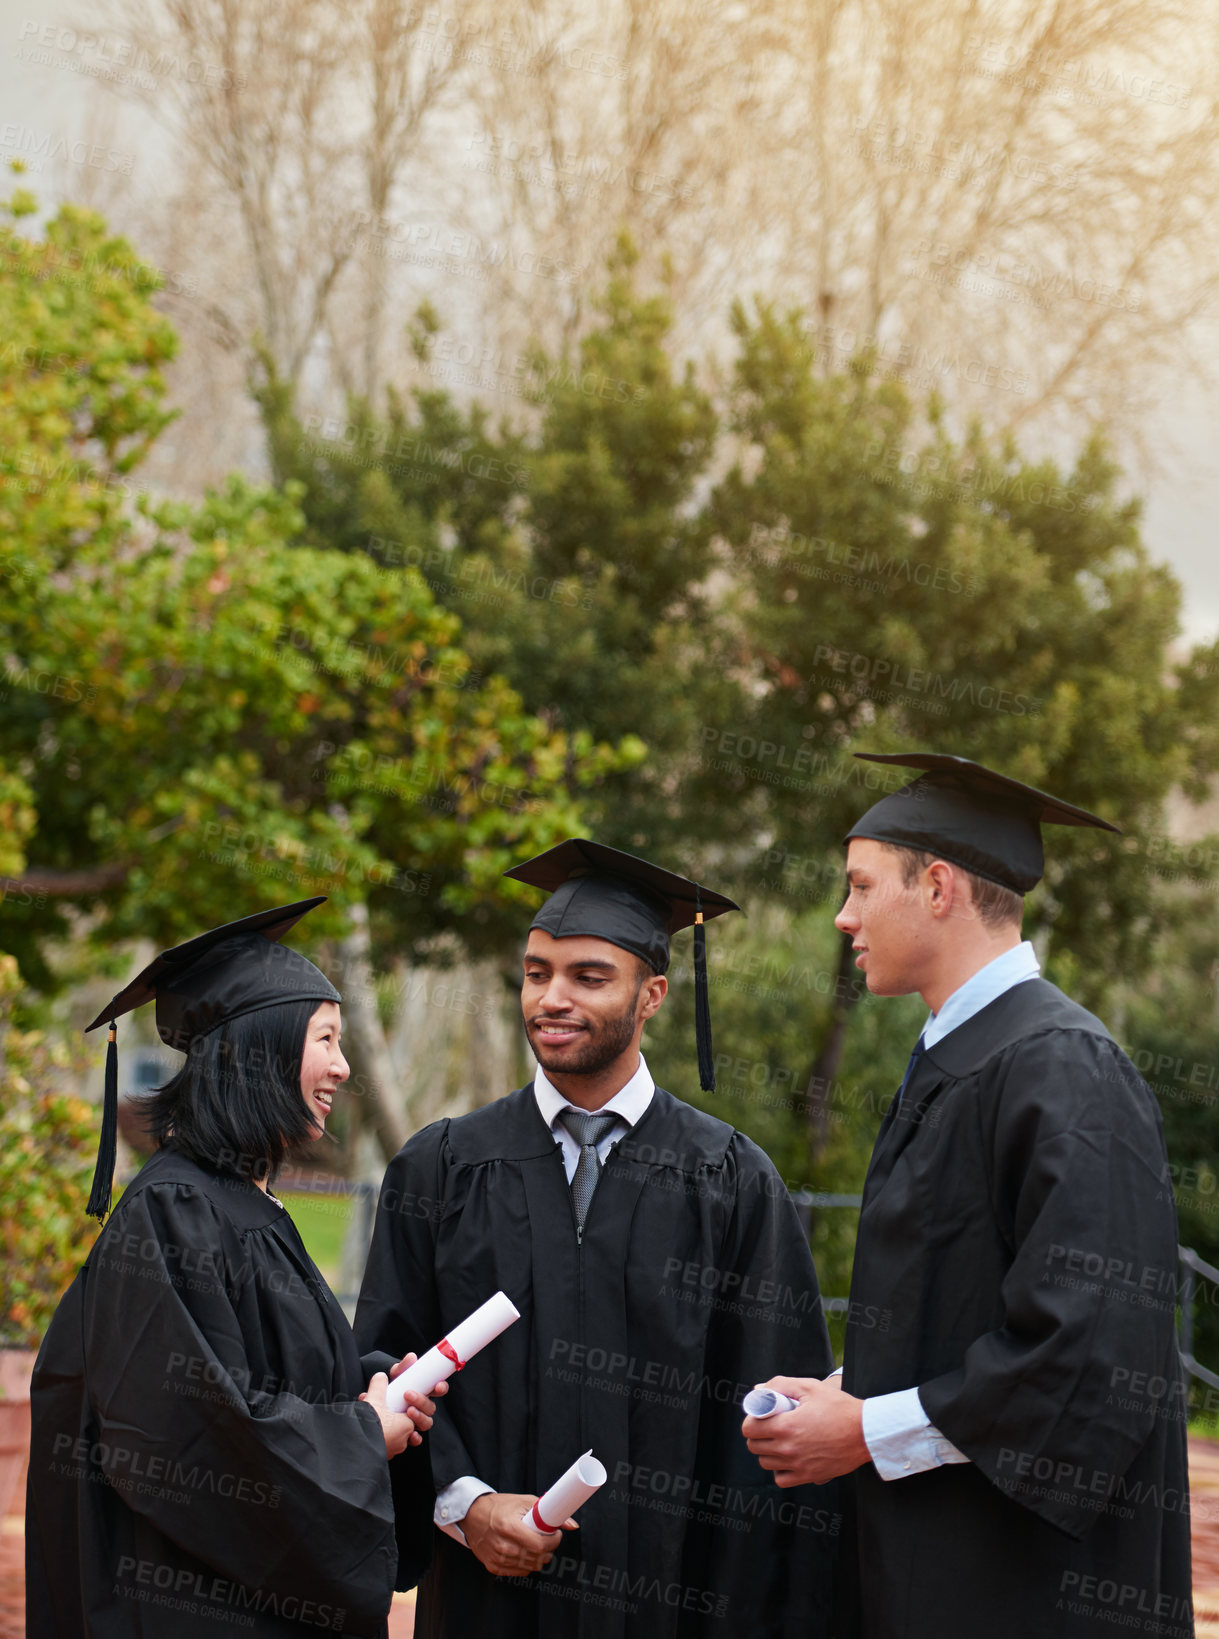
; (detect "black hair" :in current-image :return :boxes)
[144,997,325,1185]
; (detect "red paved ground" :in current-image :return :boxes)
[1190,1436,1219,1637]
[7,1442,1219,1637]
[0,1446,25,1639]
[0,1525,21,1639]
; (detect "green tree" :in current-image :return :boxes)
[702,301,1219,1144]
[642,302,1219,1322]
[0,189,637,1154]
[1123,890,1219,1379]
[261,241,741,852]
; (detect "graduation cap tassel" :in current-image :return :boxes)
[86,1020,119,1222]
[693,895,716,1093]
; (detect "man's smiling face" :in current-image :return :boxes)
[521,929,660,1077]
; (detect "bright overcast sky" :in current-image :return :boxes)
[3,0,1216,646]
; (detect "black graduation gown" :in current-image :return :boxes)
[842,978,1193,1639]
[354,1084,840,1639]
[25,1148,434,1639]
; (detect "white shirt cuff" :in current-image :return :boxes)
[861,1387,970,1481]
[434,1476,495,1545]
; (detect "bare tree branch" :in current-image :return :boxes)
[0,862,134,897]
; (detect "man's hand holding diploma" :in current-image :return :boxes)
[360,1352,448,1458]
[463,1493,577,1577]
[742,1374,870,1486]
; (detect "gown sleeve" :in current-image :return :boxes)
[916,1028,1183,1537]
[354,1123,483,1495]
[84,1180,399,1632]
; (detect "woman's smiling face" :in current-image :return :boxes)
[299,1001,349,1137]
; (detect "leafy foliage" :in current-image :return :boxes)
[706,301,1219,1007]
[0,190,637,988]
[263,238,737,852]
[0,955,99,1347]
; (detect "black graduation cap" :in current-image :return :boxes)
[845,753,1121,893]
[83,898,339,1221]
[503,839,740,1092]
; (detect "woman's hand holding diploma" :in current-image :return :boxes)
[383,1290,520,1412]
[360,1352,447,1458]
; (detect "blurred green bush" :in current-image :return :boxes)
[0,954,99,1347]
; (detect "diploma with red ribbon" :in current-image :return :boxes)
[385,1290,520,1414]
[523,1450,607,1535]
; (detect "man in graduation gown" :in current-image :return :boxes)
[26,899,436,1638]
[356,840,840,1639]
[744,754,1193,1639]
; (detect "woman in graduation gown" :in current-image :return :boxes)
[26,897,438,1639]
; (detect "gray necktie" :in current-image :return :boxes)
[558,1109,620,1233]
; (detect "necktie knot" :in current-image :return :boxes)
[558,1109,620,1150]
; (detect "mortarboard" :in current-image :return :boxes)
[83,898,339,1220]
[503,839,740,1092]
[844,752,1121,893]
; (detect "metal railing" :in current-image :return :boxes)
[282,1172,1219,1391]
[792,1206,1219,1391]
[790,1190,862,1314]
[1179,1245,1219,1392]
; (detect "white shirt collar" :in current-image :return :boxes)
[533,1053,656,1132]
[922,939,1041,1049]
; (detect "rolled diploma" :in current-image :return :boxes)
[385,1290,520,1413]
[741,1387,799,1419]
[523,1450,607,1534]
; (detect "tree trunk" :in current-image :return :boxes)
[334,1093,383,1320]
[337,902,409,1162]
[387,955,527,1132]
[800,927,863,1157]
